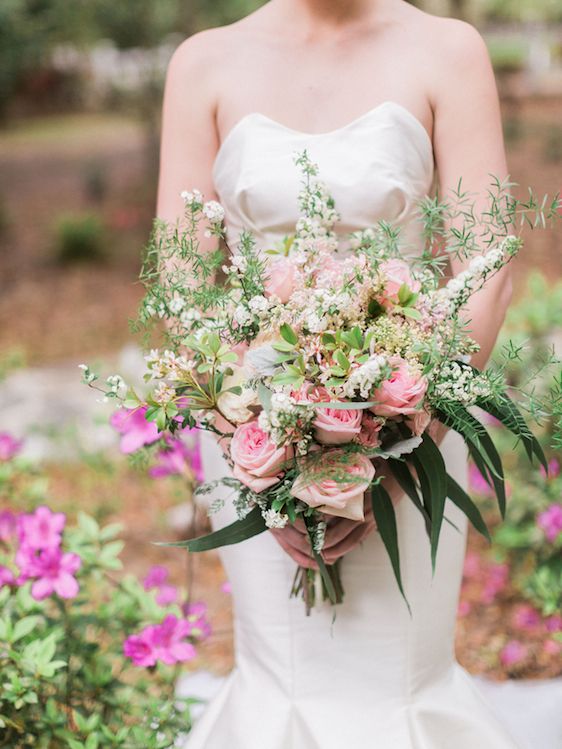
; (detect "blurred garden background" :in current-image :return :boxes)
[0,0,561,746]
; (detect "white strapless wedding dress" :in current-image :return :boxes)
[186,102,521,748]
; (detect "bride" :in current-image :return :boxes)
[157,0,520,746]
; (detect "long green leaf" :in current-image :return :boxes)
[446,473,491,542]
[477,393,547,471]
[388,458,431,538]
[409,433,447,573]
[370,484,411,613]
[155,506,267,551]
[437,404,507,518]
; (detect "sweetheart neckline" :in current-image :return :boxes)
[212,100,434,175]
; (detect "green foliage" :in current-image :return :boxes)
[53,212,106,264]
[478,272,562,616]
[486,38,528,73]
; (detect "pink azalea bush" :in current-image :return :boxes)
[0,439,212,745]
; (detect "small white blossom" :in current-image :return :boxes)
[203,200,225,224]
[233,304,253,326]
[263,509,289,529]
[248,295,269,314]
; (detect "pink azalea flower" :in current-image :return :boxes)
[468,463,493,497]
[221,581,232,594]
[0,565,16,587]
[22,547,81,600]
[124,615,197,667]
[149,437,192,479]
[0,432,23,461]
[18,506,66,551]
[545,615,562,633]
[540,458,560,480]
[0,510,18,542]
[499,640,528,667]
[110,407,161,454]
[155,585,178,606]
[512,604,541,631]
[457,600,471,617]
[537,504,562,542]
[481,562,509,604]
[143,565,169,590]
[181,600,212,640]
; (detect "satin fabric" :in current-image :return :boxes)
[185,102,521,748]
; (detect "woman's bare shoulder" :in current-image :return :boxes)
[167,6,271,74]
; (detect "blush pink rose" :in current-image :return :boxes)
[357,413,384,448]
[230,420,292,493]
[407,407,431,437]
[264,256,298,303]
[291,451,375,521]
[295,384,361,445]
[379,258,420,306]
[370,357,427,417]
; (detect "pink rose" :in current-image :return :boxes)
[291,451,375,521]
[264,256,298,303]
[230,420,292,493]
[379,258,420,306]
[370,357,427,417]
[356,413,384,448]
[295,384,361,445]
[407,407,431,436]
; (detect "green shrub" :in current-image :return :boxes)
[53,213,106,264]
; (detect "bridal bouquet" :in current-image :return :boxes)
[84,151,559,612]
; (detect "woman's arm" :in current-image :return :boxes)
[430,20,512,371]
[156,32,220,237]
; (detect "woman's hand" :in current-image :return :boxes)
[269,459,411,569]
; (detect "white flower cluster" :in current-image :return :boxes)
[202,200,225,224]
[342,355,388,399]
[258,392,314,446]
[180,188,203,206]
[144,349,194,381]
[153,381,177,406]
[432,362,491,405]
[106,374,126,396]
[263,509,289,529]
[248,295,270,316]
[434,236,518,314]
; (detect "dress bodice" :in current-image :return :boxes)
[212,101,436,257]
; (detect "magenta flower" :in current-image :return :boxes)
[0,565,16,588]
[18,506,65,551]
[181,600,212,640]
[545,614,562,633]
[0,432,23,461]
[155,585,178,606]
[537,504,562,542]
[110,407,161,454]
[124,615,197,667]
[143,565,169,590]
[468,463,493,497]
[221,581,232,594]
[481,562,509,604]
[149,431,204,482]
[512,604,541,631]
[18,547,81,600]
[149,437,191,479]
[540,458,560,480]
[0,510,18,542]
[499,640,528,667]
